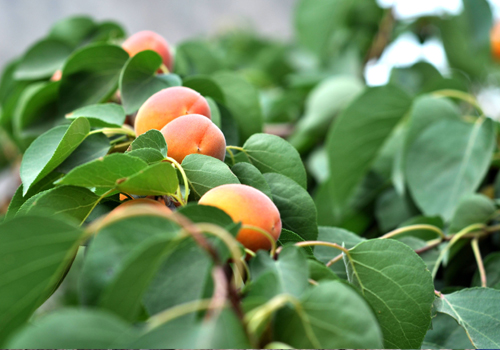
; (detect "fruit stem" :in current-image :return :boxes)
[226,147,236,165]
[226,145,246,154]
[164,156,189,205]
[471,237,487,288]
[147,299,214,330]
[241,224,277,257]
[159,63,170,74]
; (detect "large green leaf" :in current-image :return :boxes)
[116,162,179,196]
[0,216,83,343]
[119,50,182,114]
[182,154,240,198]
[57,133,111,173]
[6,309,138,349]
[264,173,318,241]
[422,313,473,349]
[49,16,97,47]
[449,194,495,233]
[231,162,273,199]
[274,280,383,348]
[130,129,167,156]
[183,75,225,103]
[346,239,435,348]
[406,118,495,221]
[326,85,412,216]
[434,287,500,349]
[66,103,126,128]
[243,133,307,189]
[212,71,263,142]
[59,44,129,113]
[20,117,90,195]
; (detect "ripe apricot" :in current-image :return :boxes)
[108,198,171,219]
[122,30,174,71]
[198,184,282,252]
[51,70,62,81]
[134,86,211,136]
[161,114,226,163]
[492,22,500,60]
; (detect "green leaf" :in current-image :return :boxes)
[375,187,417,231]
[6,309,138,349]
[406,118,495,221]
[80,215,180,305]
[212,71,263,142]
[231,162,273,199]
[67,103,126,128]
[264,173,318,241]
[243,133,307,189]
[130,129,167,156]
[346,239,435,349]
[16,186,100,224]
[20,117,90,195]
[116,162,178,196]
[308,259,338,282]
[449,194,495,233]
[277,228,313,257]
[49,16,97,47]
[126,148,165,164]
[472,252,500,289]
[59,44,129,113]
[58,153,148,188]
[0,216,83,343]
[175,40,224,76]
[182,154,240,198]
[422,313,473,349]
[57,133,111,173]
[119,50,182,114]
[183,75,225,102]
[434,287,500,349]
[99,236,179,322]
[274,280,383,348]
[326,85,412,215]
[289,76,364,153]
[14,39,73,80]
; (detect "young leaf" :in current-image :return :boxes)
[130,129,167,156]
[66,103,126,128]
[0,216,83,343]
[434,287,500,349]
[273,280,383,349]
[116,162,178,196]
[326,85,412,214]
[264,173,318,241]
[345,239,435,349]
[243,133,307,189]
[58,153,148,188]
[182,154,240,198]
[212,71,263,142]
[119,50,182,114]
[6,309,138,349]
[59,44,129,113]
[14,39,73,80]
[231,162,273,199]
[406,118,495,221]
[20,117,90,195]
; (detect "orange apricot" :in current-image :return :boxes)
[134,86,211,136]
[108,198,171,218]
[122,30,174,71]
[161,114,226,163]
[198,184,282,252]
[51,70,62,81]
[492,22,500,60]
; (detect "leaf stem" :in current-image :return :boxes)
[241,224,277,257]
[164,156,189,205]
[159,63,170,74]
[432,89,484,116]
[88,127,136,138]
[226,145,246,153]
[381,224,446,240]
[147,299,214,330]
[471,238,487,288]
[226,147,236,166]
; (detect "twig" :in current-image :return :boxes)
[471,238,487,288]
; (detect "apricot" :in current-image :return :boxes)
[51,70,62,81]
[134,86,211,136]
[492,22,500,60]
[108,198,171,219]
[198,184,282,252]
[122,30,174,71]
[161,114,226,163]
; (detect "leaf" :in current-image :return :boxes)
[0,216,83,343]
[126,148,165,164]
[59,44,129,113]
[449,194,495,233]
[16,186,100,224]
[116,162,178,196]
[277,228,313,257]
[175,40,224,76]
[346,239,435,349]
[6,309,138,349]
[57,133,111,173]
[212,71,263,142]
[375,187,417,231]
[80,215,180,305]
[99,236,179,322]
[231,162,273,199]
[49,16,97,47]
[119,50,182,114]
[130,129,167,156]
[289,76,364,153]
[14,39,73,80]
[264,173,318,241]
[308,259,338,282]
[58,153,148,188]
[406,118,495,221]
[243,133,307,189]
[20,117,90,195]
[67,103,126,128]
[326,85,412,215]
[182,154,240,198]
[422,313,473,349]
[472,252,500,289]
[434,287,500,349]
[183,75,225,102]
[274,280,383,349]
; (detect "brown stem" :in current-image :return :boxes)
[364,8,396,65]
